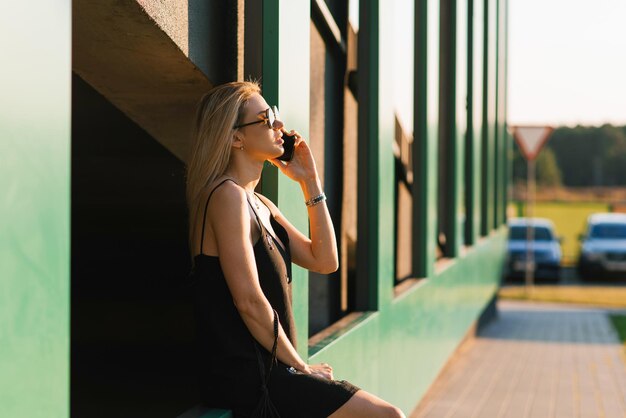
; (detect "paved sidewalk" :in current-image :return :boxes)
[410,300,626,418]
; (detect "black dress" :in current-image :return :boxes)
[190,178,361,418]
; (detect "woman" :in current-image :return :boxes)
[186,81,405,418]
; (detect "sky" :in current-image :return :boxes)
[508,0,626,127]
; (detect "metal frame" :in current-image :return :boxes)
[311,0,347,56]
[413,0,440,278]
[356,0,381,310]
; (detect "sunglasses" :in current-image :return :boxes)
[233,106,281,130]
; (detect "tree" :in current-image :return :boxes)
[536,148,562,187]
[548,124,626,187]
[512,143,562,187]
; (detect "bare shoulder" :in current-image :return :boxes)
[206,178,247,220]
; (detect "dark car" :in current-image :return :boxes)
[578,213,626,279]
[505,218,562,281]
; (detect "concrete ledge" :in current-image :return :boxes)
[73,0,215,162]
[177,404,232,418]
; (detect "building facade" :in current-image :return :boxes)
[1,0,509,416]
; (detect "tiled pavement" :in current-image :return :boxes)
[410,300,626,418]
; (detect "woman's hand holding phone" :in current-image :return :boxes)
[276,130,297,162]
[269,129,319,184]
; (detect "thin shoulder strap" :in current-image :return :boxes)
[252,192,286,252]
[199,178,264,254]
[199,178,236,255]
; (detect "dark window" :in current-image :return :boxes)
[394,117,414,283]
[71,74,198,417]
[390,0,416,286]
[308,0,361,337]
[509,226,554,241]
[589,224,626,239]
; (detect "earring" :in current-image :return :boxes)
[240,145,244,150]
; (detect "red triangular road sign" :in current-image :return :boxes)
[511,126,554,161]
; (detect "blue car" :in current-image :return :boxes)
[578,213,626,279]
[506,218,562,281]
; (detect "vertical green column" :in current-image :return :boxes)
[490,0,498,230]
[376,0,398,307]
[440,0,467,258]
[357,0,382,310]
[481,0,496,236]
[261,0,311,359]
[480,0,489,237]
[451,0,468,256]
[413,0,440,278]
[501,129,510,224]
[493,0,502,228]
[499,0,509,224]
[465,0,484,245]
[492,0,500,229]
[0,2,70,417]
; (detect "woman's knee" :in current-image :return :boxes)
[367,403,406,418]
[328,389,406,418]
[382,404,406,418]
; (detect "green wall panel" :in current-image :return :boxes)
[305,0,508,414]
[377,0,397,308]
[218,0,508,415]
[424,0,441,277]
[261,0,312,359]
[0,0,509,416]
[0,2,71,417]
[276,0,312,357]
[310,228,507,413]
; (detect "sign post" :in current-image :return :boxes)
[510,126,554,295]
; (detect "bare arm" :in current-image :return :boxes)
[209,182,310,372]
[296,175,338,273]
[266,135,339,274]
[257,175,338,274]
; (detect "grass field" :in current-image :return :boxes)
[499,285,626,308]
[513,201,610,266]
[609,315,626,358]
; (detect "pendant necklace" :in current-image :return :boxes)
[234,179,271,249]
[249,192,273,250]
[249,193,270,249]
[250,192,260,210]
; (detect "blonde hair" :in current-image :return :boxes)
[185,80,261,253]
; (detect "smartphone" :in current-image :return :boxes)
[277,131,296,162]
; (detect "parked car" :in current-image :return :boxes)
[577,213,626,279]
[505,218,562,281]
